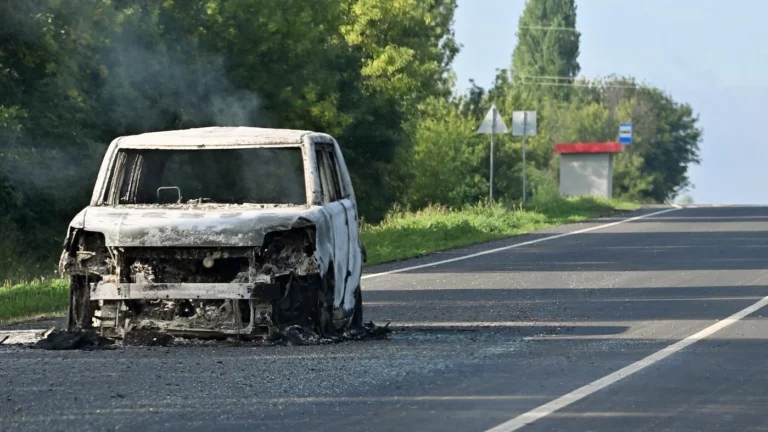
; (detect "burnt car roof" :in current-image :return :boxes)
[115,127,333,149]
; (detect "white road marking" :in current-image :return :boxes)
[485,294,768,432]
[362,207,681,280]
[386,321,576,328]
[365,296,764,306]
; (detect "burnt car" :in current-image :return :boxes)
[59,127,365,338]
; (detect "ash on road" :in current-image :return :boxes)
[3,206,768,432]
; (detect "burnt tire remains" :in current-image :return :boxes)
[316,271,336,337]
[351,285,364,329]
[67,275,94,331]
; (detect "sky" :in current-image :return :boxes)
[453,0,768,204]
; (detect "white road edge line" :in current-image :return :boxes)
[362,206,682,280]
[485,293,768,432]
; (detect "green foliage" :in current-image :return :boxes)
[0,106,26,133]
[399,97,486,208]
[630,87,702,201]
[613,152,655,201]
[342,0,459,108]
[0,279,69,323]
[512,0,580,101]
[527,166,560,205]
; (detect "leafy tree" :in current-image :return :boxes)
[613,153,655,201]
[632,87,702,201]
[511,0,580,101]
[400,97,485,208]
[458,79,487,121]
[338,0,460,217]
[587,79,702,202]
[342,0,459,111]
[0,0,112,274]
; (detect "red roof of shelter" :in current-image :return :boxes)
[553,142,623,154]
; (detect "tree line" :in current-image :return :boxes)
[0,0,701,279]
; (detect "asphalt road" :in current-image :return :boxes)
[3,205,768,431]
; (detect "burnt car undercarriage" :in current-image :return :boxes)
[60,227,349,339]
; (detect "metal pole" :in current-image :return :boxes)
[490,109,495,202]
[522,111,527,205]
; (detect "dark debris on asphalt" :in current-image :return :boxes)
[25,321,392,350]
[31,329,115,351]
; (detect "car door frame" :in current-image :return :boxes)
[311,140,354,321]
[327,139,363,314]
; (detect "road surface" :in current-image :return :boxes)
[2,205,768,431]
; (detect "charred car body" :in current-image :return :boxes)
[60,127,365,338]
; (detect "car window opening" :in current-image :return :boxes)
[106,147,307,205]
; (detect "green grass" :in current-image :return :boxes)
[0,279,69,323]
[0,196,638,323]
[361,197,639,266]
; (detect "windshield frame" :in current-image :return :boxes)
[96,144,311,207]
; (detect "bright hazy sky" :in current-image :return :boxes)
[453,0,766,204]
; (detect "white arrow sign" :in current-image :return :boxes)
[477,105,509,134]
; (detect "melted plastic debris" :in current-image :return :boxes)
[123,330,175,347]
[342,321,392,341]
[267,325,319,345]
[32,330,115,351]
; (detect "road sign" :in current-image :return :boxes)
[512,111,537,136]
[619,123,633,144]
[477,105,508,134]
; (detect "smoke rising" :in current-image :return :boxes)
[101,34,266,134]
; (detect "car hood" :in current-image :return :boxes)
[71,205,320,247]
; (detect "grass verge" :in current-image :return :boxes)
[361,197,639,266]
[0,279,69,324]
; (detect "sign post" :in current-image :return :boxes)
[619,123,633,145]
[477,105,509,202]
[512,111,537,204]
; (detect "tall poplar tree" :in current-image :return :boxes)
[511,0,581,101]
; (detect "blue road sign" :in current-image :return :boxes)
[619,123,633,144]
